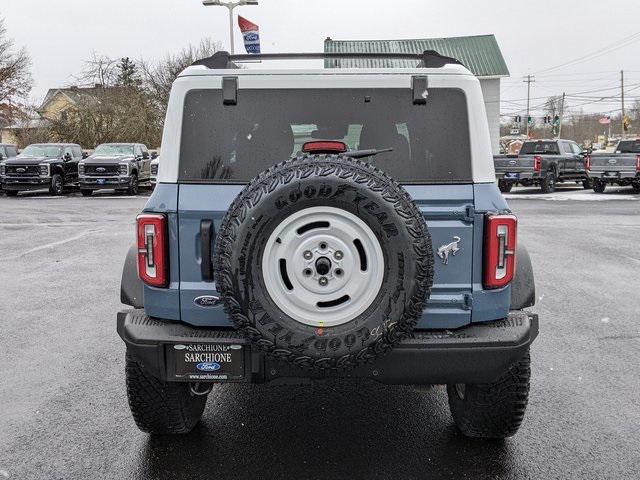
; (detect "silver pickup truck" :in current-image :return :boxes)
[588,140,640,193]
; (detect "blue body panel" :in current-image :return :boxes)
[142,181,513,329]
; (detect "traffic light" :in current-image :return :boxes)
[527,115,533,126]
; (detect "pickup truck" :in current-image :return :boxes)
[0,143,84,196]
[494,139,591,193]
[587,139,640,193]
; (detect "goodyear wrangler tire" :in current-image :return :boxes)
[214,154,434,370]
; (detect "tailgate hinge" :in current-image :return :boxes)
[464,204,475,223]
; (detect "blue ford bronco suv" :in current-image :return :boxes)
[118,51,538,439]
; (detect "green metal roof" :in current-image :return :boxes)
[324,35,509,77]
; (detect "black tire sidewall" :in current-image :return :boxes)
[50,174,64,195]
[215,155,433,369]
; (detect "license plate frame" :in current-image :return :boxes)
[167,343,245,382]
[96,178,106,185]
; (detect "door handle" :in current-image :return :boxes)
[200,219,214,281]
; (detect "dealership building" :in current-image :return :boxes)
[324,35,509,154]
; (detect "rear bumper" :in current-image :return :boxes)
[588,170,639,181]
[118,309,538,385]
[495,171,539,182]
[1,177,51,190]
[79,176,131,190]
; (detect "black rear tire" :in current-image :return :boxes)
[582,178,592,189]
[593,179,606,193]
[80,189,93,197]
[498,180,513,193]
[125,351,207,434]
[632,181,640,193]
[540,171,556,193]
[5,190,18,197]
[49,173,64,196]
[447,351,531,439]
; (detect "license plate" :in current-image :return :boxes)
[170,343,244,381]
[96,178,106,184]
[505,172,519,178]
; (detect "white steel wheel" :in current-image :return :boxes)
[261,206,385,328]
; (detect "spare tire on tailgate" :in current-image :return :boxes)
[214,154,434,370]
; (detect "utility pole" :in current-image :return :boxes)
[621,70,625,138]
[523,75,535,137]
[202,0,259,54]
[558,92,566,139]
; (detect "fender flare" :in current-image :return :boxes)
[121,245,143,308]
[511,243,536,310]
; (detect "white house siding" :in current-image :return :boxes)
[479,78,501,155]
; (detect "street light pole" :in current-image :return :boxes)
[202,0,258,55]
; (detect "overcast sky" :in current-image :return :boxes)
[3,0,640,116]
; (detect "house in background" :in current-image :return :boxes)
[324,35,510,154]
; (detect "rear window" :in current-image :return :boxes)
[179,88,471,183]
[520,141,560,155]
[616,141,640,153]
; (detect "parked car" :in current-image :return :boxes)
[0,143,83,196]
[150,155,159,186]
[117,50,538,439]
[0,143,19,195]
[78,143,152,196]
[587,139,640,193]
[493,139,591,193]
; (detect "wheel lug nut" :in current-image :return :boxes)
[334,250,343,260]
[319,277,328,286]
[303,250,313,260]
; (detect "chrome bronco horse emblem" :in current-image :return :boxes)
[437,236,461,265]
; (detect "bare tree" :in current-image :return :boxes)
[73,52,119,87]
[0,17,32,125]
[140,38,221,112]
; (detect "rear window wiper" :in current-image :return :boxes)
[344,147,393,159]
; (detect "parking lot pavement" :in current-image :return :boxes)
[1,189,639,480]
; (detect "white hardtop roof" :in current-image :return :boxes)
[179,63,474,78]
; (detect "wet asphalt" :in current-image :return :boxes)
[0,186,639,480]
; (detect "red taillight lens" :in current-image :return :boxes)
[136,213,168,288]
[533,156,542,172]
[483,214,517,290]
[636,155,640,172]
[585,155,591,171]
[302,141,347,154]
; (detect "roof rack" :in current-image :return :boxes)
[191,50,463,70]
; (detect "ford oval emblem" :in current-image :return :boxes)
[16,167,25,173]
[96,167,106,172]
[608,159,617,164]
[196,362,221,372]
[509,160,517,165]
[194,295,221,307]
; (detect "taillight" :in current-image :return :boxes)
[483,214,517,290]
[585,155,591,171]
[302,141,347,154]
[533,156,542,172]
[136,213,168,288]
[636,155,640,172]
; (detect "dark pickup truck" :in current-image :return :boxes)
[0,143,84,196]
[494,139,591,193]
[78,143,153,196]
[587,140,640,193]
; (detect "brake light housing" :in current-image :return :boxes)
[533,156,542,172]
[483,214,517,290]
[302,141,347,154]
[636,155,640,172]
[136,213,168,288]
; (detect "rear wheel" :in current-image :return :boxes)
[125,351,207,434]
[447,351,531,439]
[80,189,93,197]
[540,171,556,193]
[49,173,64,196]
[582,178,592,189]
[593,179,606,193]
[498,180,513,193]
[632,181,640,193]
